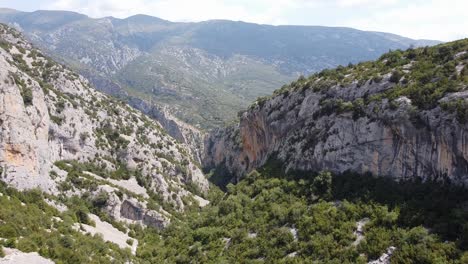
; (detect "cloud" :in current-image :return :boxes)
[338,0,468,41]
[336,0,398,8]
[3,0,464,41]
[43,0,322,24]
[44,0,272,22]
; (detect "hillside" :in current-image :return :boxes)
[205,39,468,185]
[0,22,210,241]
[0,8,440,129]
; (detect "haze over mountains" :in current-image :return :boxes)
[0,8,440,129]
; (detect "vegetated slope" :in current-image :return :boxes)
[89,161,468,263]
[205,39,468,185]
[0,23,209,238]
[0,8,440,129]
[3,142,468,263]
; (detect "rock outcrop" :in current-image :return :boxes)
[205,40,468,185]
[102,187,169,229]
[368,247,396,264]
[0,248,55,264]
[0,24,208,221]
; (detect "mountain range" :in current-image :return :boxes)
[0,8,440,129]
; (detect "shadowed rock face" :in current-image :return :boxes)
[205,69,468,185]
[119,200,167,229]
[120,200,144,220]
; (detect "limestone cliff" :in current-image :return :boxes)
[126,97,205,163]
[0,24,208,226]
[205,40,468,185]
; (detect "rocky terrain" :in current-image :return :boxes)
[0,23,209,230]
[0,8,440,129]
[0,21,467,263]
[0,248,54,264]
[205,39,468,185]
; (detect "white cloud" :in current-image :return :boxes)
[338,0,468,41]
[27,0,467,41]
[336,0,398,8]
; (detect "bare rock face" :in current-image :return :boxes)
[205,53,468,185]
[101,187,169,229]
[127,96,205,163]
[0,24,208,218]
[0,33,55,192]
[0,248,55,264]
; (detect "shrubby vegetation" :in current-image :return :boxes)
[263,39,468,118]
[1,159,468,263]
[0,182,132,263]
[129,159,468,263]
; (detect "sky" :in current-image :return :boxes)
[0,0,467,41]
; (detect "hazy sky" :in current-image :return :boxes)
[1,0,467,41]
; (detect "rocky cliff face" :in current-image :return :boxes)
[205,40,468,185]
[69,67,207,162]
[0,24,208,227]
[126,96,205,164]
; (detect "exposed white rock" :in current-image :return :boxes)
[0,248,54,264]
[84,171,149,198]
[193,195,210,207]
[368,246,396,264]
[247,232,257,238]
[97,185,170,228]
[45,199,68,212]
[353,218,369,246]
[455,51,467,58]
[78,214,138,255]
[289,227,298,241]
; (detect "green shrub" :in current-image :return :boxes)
[0,224,18,238]
[21,87,33,105]
[17,239,38,253]
[389,70,402,83]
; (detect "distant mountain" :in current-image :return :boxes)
[0,8,441,129]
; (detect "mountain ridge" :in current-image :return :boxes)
[0,8,442,129]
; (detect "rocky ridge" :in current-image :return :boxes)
[205,39,468,185]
